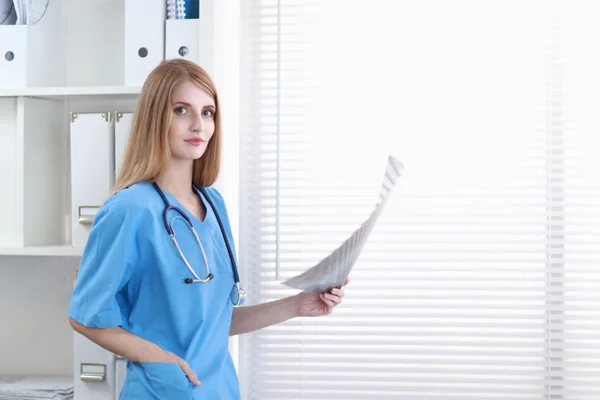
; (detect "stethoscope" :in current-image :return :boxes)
[152,181,246,306]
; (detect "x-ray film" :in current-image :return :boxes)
[282,155,404,293]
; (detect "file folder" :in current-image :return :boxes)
[0,0,64,89]
[114,112,133,179]
[70,112,114,248]
[165,19,199,64]
[0,25,27,88]
[124,0,165,86]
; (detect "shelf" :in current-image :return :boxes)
[0,246,83,257]
[0,86,142,99]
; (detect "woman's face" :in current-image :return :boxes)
[167,81,216,162]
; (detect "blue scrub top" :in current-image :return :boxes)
[68,181,240,400]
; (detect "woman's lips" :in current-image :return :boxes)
[185,138,205,146]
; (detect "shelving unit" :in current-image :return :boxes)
[0,0,215,254]
[0,0,231,396]
[0,246,83,257]
[0,86,142,99]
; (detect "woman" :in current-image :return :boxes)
[68,59,347,399]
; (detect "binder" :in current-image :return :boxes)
[0,0,64,89]
[114,112,133,179]
[70,112,114,248]
[165,19,200,64]
[167,0,199,20]
[124,0,165,86]
[0,26,27,88]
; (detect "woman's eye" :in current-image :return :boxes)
[174,106,187,115]
[202,109,214,117]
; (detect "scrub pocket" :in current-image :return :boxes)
[135,361,195,400]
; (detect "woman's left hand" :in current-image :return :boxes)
[294,278,349,317]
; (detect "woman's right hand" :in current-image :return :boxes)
[141,349,201,386]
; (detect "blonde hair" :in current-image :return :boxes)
[111,59,222,196]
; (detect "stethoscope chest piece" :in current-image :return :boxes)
[184,274,214,284]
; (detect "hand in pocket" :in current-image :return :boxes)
[136,361,197,400]
[140,350,201,386]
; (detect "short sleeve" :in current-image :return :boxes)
[68,199,143,328]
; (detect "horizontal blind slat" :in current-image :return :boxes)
[240,0,600,398]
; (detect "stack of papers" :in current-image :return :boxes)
[282,154,404,293]
[0,377,73,400]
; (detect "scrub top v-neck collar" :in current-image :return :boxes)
[160,184,214,226]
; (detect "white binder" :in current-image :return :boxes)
[70,112,114,248]
[114,112,133,179]
[0,0,64,89]
[0,26,27,88]
[124,0,165,86]
[165,19,200,64]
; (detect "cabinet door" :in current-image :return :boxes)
[74,331,117,400]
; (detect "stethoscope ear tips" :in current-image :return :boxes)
[207,273,214,281]
[185,278,193,284]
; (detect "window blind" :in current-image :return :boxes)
[238,1,600,399]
